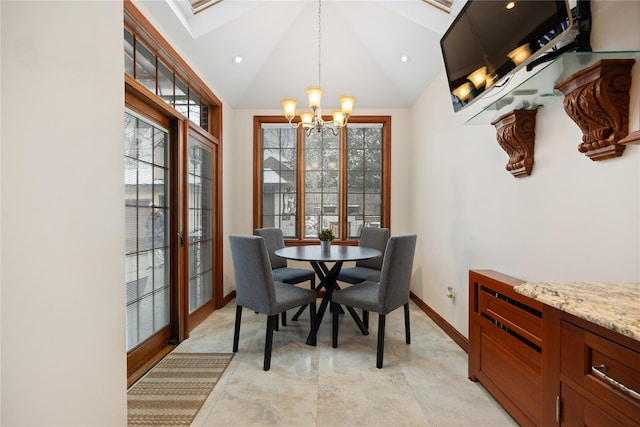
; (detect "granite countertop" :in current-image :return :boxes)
[514,281,640,342]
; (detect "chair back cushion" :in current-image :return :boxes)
[254,228,287,269]
[378,234,417,313]
[356,227,389,270]
[229,235,276,313]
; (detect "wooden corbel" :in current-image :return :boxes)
[554,59,635,161]
[491,109,537,178]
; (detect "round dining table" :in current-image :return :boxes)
[274,244,381,346]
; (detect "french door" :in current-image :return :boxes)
[124,98,219,383]
[186,129,218,329]
[124,109,175,380]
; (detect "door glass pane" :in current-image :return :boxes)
[124,111,170,352]
[188,137,214,313]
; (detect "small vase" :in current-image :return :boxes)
[320,240,331,253]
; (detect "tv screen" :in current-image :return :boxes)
[441,0,574,112]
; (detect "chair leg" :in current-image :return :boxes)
[233,305,242,352]
[404,303,411,344]
[376,314,386,369]
[264,314,278,371]
[332,302,339,348]
[281,311,287,327]
[363,310,369,328]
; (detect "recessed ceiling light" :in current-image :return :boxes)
[400,54,410,63]
[232,55,243,64]
[505,1,516,10]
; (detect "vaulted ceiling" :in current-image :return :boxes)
[133,0,465,110]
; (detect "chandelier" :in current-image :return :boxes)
[281,0,355,136]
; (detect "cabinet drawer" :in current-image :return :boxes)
[561,320,640,421]
[562,382,629,427]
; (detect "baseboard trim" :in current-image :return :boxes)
[410,292,468,353]
[220,290,236,307]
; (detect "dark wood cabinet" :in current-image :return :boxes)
[545,308,640,426]
[468,270,543,426]
[470,270,640,426]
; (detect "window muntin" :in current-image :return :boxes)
[256,117,389,242]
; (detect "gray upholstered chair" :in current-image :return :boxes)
[337,227,389,327]
[230,235,316,371]
[337,227,389,284]
[331,234,417,368]
[254,228,316,325]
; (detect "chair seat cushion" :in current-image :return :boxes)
[337,267,381,284]
[272,267,315,285]
[271,282,317,314]
[331,281,382,313]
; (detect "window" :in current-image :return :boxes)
[254,116,390,242]
[124,27,211,132]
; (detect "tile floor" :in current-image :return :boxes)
[177,300,518,426]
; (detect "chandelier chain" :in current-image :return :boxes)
[317,0,321,88]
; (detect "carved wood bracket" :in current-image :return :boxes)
[555,59,635,161]
[491,109,537,178]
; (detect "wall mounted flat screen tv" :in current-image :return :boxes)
[441,0,574,112]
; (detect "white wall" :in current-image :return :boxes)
[0,1,127,425]
[409,0,640,337]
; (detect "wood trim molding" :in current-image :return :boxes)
[491,109,537,178]
[410,292,468,353]
[555,59,635,161]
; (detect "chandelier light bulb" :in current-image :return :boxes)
[282,98,297,120]
[332,110,345,127]
[300,111,314,126]
[306,87,323,109]
[339,95,355,116]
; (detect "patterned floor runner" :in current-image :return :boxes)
[128,352,233,427]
